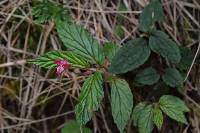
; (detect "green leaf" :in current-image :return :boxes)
[149,30,181,64]
[32,0,70,23]
[134,67,160,85]
[75,72,104,125]
[162,68,183,87]
[29,50,89,69]
[114,25,125,38]
[153,107,163,130]
[110,79,133,132]
[61,120,92,133]
[109,38,151,74]
[159,95,189,124]
[132,103,146,126]
[138,105,154,133]
[139,0,164,32]
[103,42,119,61]
[178,47,193,71]
[57,21,104,65]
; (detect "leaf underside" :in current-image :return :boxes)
[159,95,189,124]
[110,79,133,132]
[75,71,104,125]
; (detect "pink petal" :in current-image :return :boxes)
[56,65,65,75]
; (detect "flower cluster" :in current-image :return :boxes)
[54,59,70,75]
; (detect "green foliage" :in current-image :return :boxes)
[159,95,189,124]
[75,72,104,125]
[30,0,190,132]
[149,30,181,64]
[178,47,193,70]
[109,38,151,74]
[132,103,146,126]
[29,50,90,69]
[110,79,133,132]
[32,0,70,23]
[139,0,164,32]
[61,120,92,133]
[134,67,160,85]
[138,105,154,133]
[162,68,183,87]
[114,25,125,38]
[57,21,105,65]
[153,107,163,130]
[103,42,119,61]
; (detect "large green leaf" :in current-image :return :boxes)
[103,42,119,61]
[159,95,189,124]
[109,38,151,74]
[134,67,160,85]
[132,103,146,126]
[110,79,133,132]
[138,105,154,133]
[139,0,164,32]
[153,107,163,130]
[162,68,183,87]
[75,72,104,125]
[57,21,104,65]
[29,50,90,69]
[61,120,92,133]
[149,30,181,64]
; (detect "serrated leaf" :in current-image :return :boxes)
[159,95,189,124]
[75,72,104,125]
[134,67,160,85]
[110,79,133,132]
[139,0,164,32]
[57,21,104,65]
[178,47,193,71]
[32,0,70,24]
[149,30,181,64]
[132,103,146,126]
[103,42,119,61]
[138,105,154,133]
[109,38,151,74]
[162,68,183,87]
[61,120,92,133]
[153,107,163,130]
[29,50,90,69]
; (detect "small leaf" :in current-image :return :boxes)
[138,105,154,133]
[153,107,163,130]
[134,67,160,85]
[57,21,105,65]
[103,42,119,61]
[139,0,164,32]
[178,47,193,71]
[61,120,92,133]
[162,68,183,87]
[159,95,189,124]
[149,30,181,64]
[110,79,133,132]
[114,25,125,38]
[32,0,70,23]
[75,72,104,125]
[29,50,90,69]
[109,38,151,74]
[132,103,146,126]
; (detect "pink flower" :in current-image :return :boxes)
[54,59,70,75]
